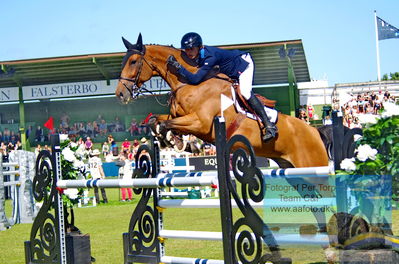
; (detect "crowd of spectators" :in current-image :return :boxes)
[31,114,151,144]
[55,114,129,139]
[340,90,395,128]
[296,90,396,129]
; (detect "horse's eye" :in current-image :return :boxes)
[131,60,136,65]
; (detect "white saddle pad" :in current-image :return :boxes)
[230,87,278,123]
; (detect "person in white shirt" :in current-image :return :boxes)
[88,149,108,204]
[119,154,133,201]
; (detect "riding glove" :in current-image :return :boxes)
[167,55,181,71]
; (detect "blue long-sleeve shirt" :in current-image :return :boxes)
[178,45,249,84]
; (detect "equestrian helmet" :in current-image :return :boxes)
[181,32,202,49]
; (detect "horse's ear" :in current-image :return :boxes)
[122,37,134,50]
[136,33,143,52]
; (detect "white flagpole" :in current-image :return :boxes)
[374,10,382,82]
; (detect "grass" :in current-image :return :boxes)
[1,189,399,264]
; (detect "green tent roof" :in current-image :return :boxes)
[0,39,310,89]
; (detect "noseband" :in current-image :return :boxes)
[119,49,151,100]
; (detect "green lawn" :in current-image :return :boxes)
[1,189,398,264]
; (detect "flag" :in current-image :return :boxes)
[44,116,54,131]
[377,16,399,41]
[221,94,234,113]
[143,112,153,124]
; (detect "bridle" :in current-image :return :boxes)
[119,49,153,100]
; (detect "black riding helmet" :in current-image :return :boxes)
[181,32,202,49]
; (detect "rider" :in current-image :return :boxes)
[167,32,277,142]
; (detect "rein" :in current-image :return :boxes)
[118,53,152,99]
[120,54,171,107]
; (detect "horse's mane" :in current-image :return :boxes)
[145,44,197,67]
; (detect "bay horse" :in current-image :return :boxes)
[115,34,329,168]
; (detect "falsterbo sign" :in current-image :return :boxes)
[1,76,170,102]
[0,88,19,102]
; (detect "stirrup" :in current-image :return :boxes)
[262,125,277,142]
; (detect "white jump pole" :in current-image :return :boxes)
[57,176,218,189]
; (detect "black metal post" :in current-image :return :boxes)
[332,112,348,213]
[214,116,235,264]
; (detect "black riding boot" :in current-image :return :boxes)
[247,93,278,142]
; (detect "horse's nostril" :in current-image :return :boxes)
[119,92,124,98]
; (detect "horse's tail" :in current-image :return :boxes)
[317,125,351,160]
[317,125,333,160]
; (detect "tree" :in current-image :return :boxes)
[382,72,399,80]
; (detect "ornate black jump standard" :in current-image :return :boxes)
[25,136,67,264]
[123,141,163,264]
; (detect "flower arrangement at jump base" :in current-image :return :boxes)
[339,102,399,208]
[59,134,87,207]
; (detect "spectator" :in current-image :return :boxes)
[128,118,139,136]
[140,137,148,145]
[60,112,70,130]
[297,108,310,124]
[188,135,201,156]
[86,122,94,138]
[26,125,33,139]
[43,145,51,152]
[96,114,103,125]
[10,131,17,145]
[139,119,149,135]
[92,121,100,137]
[119,154,133,202]
[77,122,86,137]
[122,139,131,153]
[14,140,22,150]
[99,119,108,136]
[201,142,216,156]
[76,137,86,159]
[88,149,108,204]
[85,137,93,150]
[34,145,42,157]
[35,126,44,142]
[132,139,140,157]
[113,116,124,132]
[107,134,114,145]
[102,141,109,157]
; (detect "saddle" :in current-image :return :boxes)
[233,83,276,109]
[225,83,277,139]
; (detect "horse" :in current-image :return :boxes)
[115,34,329,168]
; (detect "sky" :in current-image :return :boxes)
[1,0,398,86]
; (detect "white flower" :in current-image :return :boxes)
[70,142,78,148]
[73,160,85,170]
[356,144,378,162]
[381,102,399,118]
[63,188,79,199]
[62,147,76,162]
[353,134,363,142]
[59,134,69,143]
[340,158,356,172]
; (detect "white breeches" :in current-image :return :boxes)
[239,53,254,100]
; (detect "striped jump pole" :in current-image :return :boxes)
[158,197,336,209]
[156,166,332,178]
[160,256,225,264]
[159,230,331,246]
[57,176,218,189]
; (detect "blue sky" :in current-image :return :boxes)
[1,0,398,85]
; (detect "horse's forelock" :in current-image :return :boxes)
[121,48,145,69]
